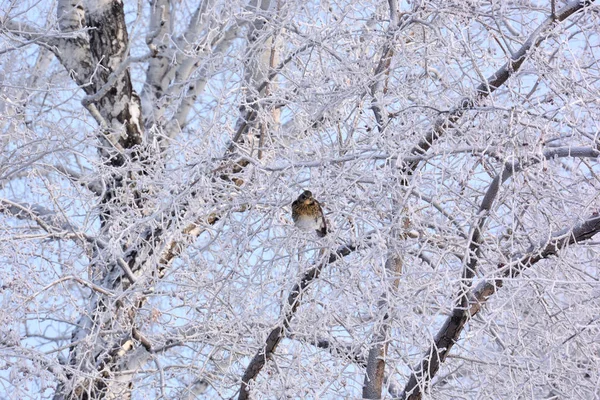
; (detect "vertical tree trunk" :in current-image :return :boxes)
[363,255,403,399]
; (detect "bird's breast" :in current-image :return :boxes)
[294,214,319,231]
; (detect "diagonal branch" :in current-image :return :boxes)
[398,146,600,399]
[460,146,600,306]
[25,276,115,301]
[289,334,368,367]
[398,0,596,182]
[0,198,101,248]
[238,242,357,400]
[52,164,104,196]
[399,214,600,400]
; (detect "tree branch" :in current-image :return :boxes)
[400,212,600,400]
[461,146,600,306]
[398,0,596,182]
[25,276,115,302]
[288,333,368,367]
[363,255,403,399]
[369,0,407,131]
[52,164,104,196]
[238,242,357,400]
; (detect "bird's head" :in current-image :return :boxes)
[299,190,314,204]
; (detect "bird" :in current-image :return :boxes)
[291,190,327,237]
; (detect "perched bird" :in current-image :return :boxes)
[291,190,327,237]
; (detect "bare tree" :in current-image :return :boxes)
[1,0,599,399]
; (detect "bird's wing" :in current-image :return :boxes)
[291,199,300,222]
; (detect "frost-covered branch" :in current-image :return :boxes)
[461,146,600,305]
[52,164,103,196]
[239,241,358,400]
[0,198,98,247]
[398,0,596,181]
[400,214,600,399]
[363,255,403,399]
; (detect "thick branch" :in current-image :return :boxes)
[84,1,143,151]
[461,147,600,306]
[238,242,357,400]
[400,213,600,400]
[363,255,403,399]
[398,0,596,181]
[9,1,144,158]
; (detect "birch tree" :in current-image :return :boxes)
[1,0,600,399]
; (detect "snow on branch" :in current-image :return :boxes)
[399,212,600,400]
[238,241,358,400]
[398,0,597,182]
